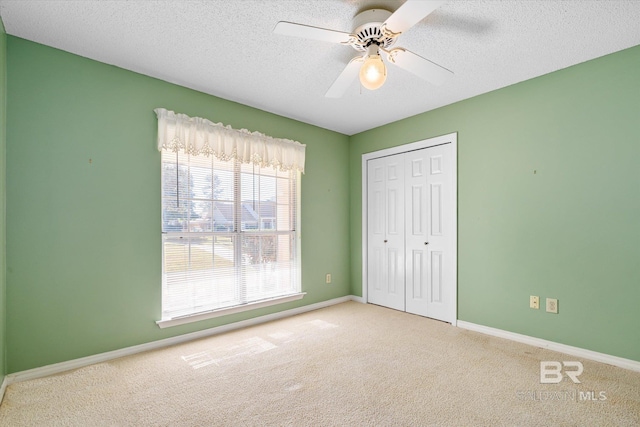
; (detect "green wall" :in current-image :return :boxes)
[0,17,6,380]
[350,45,640,362]
[4,31,640,374]
[6,36,351,373]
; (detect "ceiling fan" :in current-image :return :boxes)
[273,0,453,98]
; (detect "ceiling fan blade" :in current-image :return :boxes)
[385,48,453,86]
[383,0,445,36]
[273,21,354,44]
[325,57,363,98]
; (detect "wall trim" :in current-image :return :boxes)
[4,295,363,387]
[0,376,7,405]
[457,320,640,373]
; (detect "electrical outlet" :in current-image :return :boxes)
[530,296,539,309]
[546,298,558,314]
[325,273,332,284]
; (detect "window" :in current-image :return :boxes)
[154,108,305,326]
[160,151,301,321]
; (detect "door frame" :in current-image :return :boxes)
[361,132,458,325]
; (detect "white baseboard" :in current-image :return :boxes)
[457,320,640,373]
[350,295,365,304]
[0,376,7,405]
[5,295,361,387]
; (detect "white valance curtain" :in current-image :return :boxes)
[154,108,306,173]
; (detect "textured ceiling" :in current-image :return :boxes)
[1,0,640,135]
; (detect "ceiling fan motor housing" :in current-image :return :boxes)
[351,9,396,52]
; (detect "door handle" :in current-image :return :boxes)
[424,242,429,245]
[384,240,388,243]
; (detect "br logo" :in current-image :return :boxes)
[540,361,583,384]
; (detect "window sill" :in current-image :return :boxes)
[155,292,306,329]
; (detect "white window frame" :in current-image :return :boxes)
[156,159,303,329]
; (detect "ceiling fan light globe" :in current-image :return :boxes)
[359,55,387,90]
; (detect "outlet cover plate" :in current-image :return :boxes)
[530,295,539,309]
[546,298,558,314]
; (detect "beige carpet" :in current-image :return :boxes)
[1,302,639,426]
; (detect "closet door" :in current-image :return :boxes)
[405,144,453,322]
[365,135,456,323]
[404,148,430,317]
[367,154,405,311]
